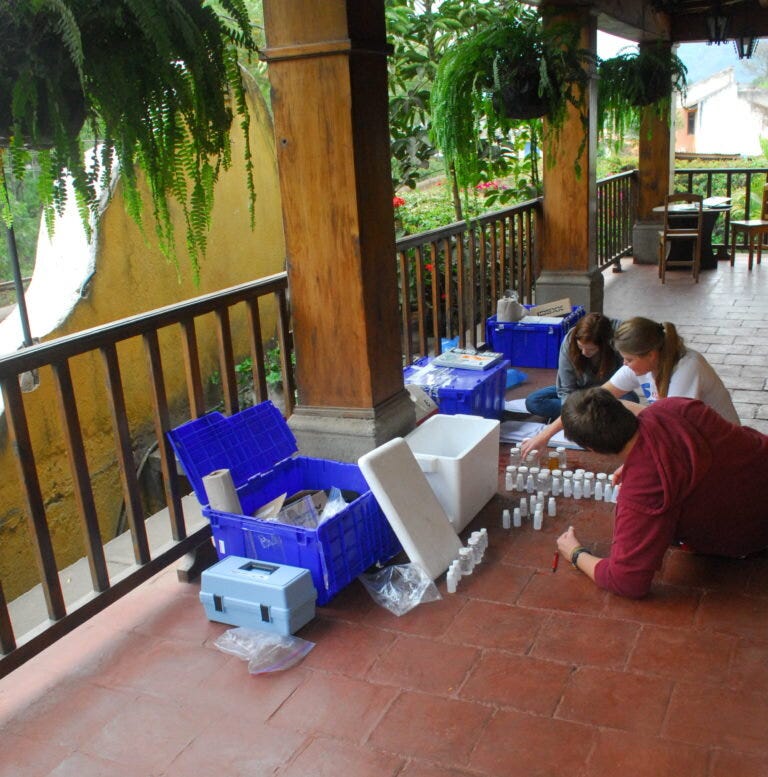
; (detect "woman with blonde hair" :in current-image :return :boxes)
[520,316,739,458]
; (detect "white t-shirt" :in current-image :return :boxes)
[609,348,740,425]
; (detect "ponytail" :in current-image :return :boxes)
[614,317,686,397]
[655,322,685,397]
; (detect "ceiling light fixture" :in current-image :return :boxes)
[734,36,759,59]
[705,3,729,44]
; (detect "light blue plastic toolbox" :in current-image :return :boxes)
[200,556,317,635]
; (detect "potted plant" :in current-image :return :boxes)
[430,4,593,188]
[597,43,688,146]
[0,0,258,279]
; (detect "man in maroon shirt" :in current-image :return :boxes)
[556,388,768,598]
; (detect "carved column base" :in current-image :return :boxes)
[287,390,416,462]
[534,268,604,313]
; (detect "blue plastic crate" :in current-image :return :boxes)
[485,306,585,368]
[403,357,510,419]
[168,403,401,605]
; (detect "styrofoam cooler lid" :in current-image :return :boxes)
[167,401,298,503]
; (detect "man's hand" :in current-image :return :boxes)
[611,464,624,486]
[557,525,581,561]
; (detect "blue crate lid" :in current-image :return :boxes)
[168,402,297,504]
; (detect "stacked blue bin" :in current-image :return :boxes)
[485,306,585,368]
[403,356,510,419]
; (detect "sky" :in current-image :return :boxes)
[597,31,755,85]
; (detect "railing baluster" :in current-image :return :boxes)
[489,220,499,305]
[100,343,151,565]
[478,222,488,332]
[429,242,441,354]
[180,319,205,418]
[442,237,453,342]
[414,246,427,354]
[456,236,466,348]
[143,331,186,542]
[398,250,412,364]
[51,360,110,592]
[468,229,478,348]
[275,288,295,417]
[245,298,269,405]
[215,308,239,416]
[0,580,15,655]
[0,377,66,620]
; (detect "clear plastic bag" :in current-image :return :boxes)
[358,563,441,616]
[319,486,347,524]
[213,627,315,674]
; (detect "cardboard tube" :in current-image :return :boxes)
[203,469,242,514]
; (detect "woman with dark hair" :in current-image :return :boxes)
[520,315,738,459]
[524,313,625,421]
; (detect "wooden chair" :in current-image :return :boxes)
[729,183,768,271]
[658,192,703,284]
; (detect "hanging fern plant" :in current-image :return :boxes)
[0,0,258,281]
[430,5,593,188]
[597,43,688,148]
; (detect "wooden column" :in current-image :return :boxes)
[262,1,414,459]
[637,42,674,220]
[537,7,603,312]
[632,40,675,264]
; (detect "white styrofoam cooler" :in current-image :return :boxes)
[405,413,500,533]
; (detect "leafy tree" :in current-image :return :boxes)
[743,46,768,88]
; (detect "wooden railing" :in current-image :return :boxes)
[0,273,294,677]
[596,170,637,271]
[673,166,768,255]
[395,198,541,364]
[394,171,639,363]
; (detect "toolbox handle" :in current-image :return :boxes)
[413,454,438,473]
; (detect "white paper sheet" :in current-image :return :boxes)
[499,420,583,450]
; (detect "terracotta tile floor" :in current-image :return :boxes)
[1,258,767,776]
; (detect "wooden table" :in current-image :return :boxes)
[653,198,731,271]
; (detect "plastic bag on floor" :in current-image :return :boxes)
[213,627,315,674]
[358,563,441,617]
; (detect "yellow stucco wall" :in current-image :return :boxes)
[0,84,286,601]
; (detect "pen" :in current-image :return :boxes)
[552,549,559,573]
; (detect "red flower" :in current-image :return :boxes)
[392,196,406,208]
[425,263,435,273]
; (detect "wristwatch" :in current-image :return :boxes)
[571,546,589,568]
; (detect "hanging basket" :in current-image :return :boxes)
[0,38,86,149]
[0,87,86,149]
[493,79,548,119]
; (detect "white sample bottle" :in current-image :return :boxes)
[459,547,474,575]
[584,472,594,498]
[532,506,543,531]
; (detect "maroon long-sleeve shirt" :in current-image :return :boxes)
[594,398,768,598]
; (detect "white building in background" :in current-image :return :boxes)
[676,67,768,156]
